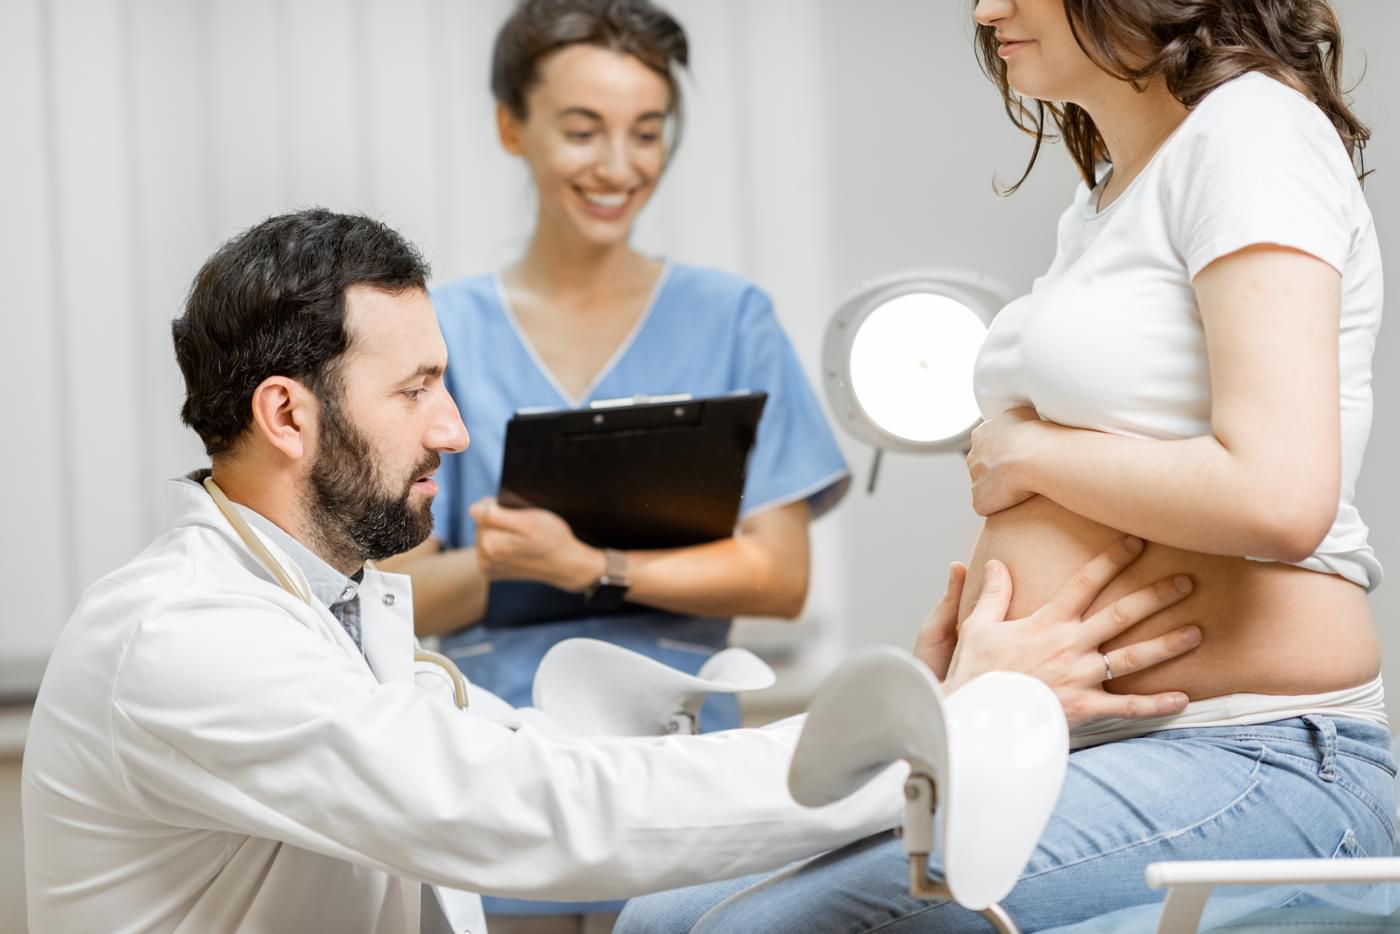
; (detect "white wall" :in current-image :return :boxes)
[1,0,1397,928]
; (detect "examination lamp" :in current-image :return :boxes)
[822,270,1012,490]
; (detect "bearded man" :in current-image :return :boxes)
[19,209,903,934]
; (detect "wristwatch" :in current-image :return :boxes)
[583,548,630,611]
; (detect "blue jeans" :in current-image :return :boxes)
[616,717,1396,933]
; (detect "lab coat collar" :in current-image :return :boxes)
[236,504,363,611]
[355,570,415,687]
[164,473,417,688]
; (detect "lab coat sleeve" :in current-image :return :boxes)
[111,592,903,900]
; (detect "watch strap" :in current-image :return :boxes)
[584,549,630,610]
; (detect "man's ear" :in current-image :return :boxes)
[496,102,526,156]
[249,376,315,462]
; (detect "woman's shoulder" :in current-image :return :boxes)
[662,262,771,311]
[1161,70,1360,207]
[1182,71,1341,145]
[429,272,503,320]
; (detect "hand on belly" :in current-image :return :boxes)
[928,535,1200,725]
[957,496,1377,700]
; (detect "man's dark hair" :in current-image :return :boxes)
[172,209,430,456]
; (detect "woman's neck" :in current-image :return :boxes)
[1080,77,1189,192]
[509,214,654,302]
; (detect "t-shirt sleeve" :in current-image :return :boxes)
[1168,78,1356,280]
[733,286,850,520]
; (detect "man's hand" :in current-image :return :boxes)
[916,537,1202,727]
[912,562,968,681]
[470,497,603,592]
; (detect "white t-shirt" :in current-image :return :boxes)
[975,71,1384,590]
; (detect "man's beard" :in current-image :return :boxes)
[304,394,438,568]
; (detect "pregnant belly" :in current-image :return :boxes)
[958,496,1377,700]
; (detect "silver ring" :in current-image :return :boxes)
[1102,653,1114,681]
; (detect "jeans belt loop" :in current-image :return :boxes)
[1303,715,1339,782]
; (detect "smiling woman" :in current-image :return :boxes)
[380,1,853,926]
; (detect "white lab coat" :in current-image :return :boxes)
[22,477,902,933]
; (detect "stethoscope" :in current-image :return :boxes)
[203,475,470,710]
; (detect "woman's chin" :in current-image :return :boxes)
[571,222,636,250]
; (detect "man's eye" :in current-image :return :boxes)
[403,388,427,401]
[565,131,595,142]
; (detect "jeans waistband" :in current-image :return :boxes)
[1144,715,1395,775]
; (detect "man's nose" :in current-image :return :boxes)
[429,390,469,454]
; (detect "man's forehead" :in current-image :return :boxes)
[340,284,445,367]
[343,282,431,326]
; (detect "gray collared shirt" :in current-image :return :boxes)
[237,507,365,653]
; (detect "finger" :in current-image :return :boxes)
[1083,574,1194,645]
[1041,536,1144,620]
[920,563,967,639]
[480,502,539,534]
[1068,690,1190,725]
[475,525,506,556]
[942,561,968,607]
[1094,624,1202,682]
[915,564,966,676]
[965,560,1013,627]
[468,497,497,523]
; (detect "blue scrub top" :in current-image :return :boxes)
[430,263,850,724]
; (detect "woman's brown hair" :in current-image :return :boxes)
[491,0,689,153]
[973,0,1370,192]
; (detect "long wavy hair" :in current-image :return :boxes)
[973,0,1370,192]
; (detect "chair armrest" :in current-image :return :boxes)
[1148,857,1400,889]
[1146,858,1400,934]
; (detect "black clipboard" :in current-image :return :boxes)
[497,391,768,550]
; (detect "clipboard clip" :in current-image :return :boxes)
[589,393,693,409]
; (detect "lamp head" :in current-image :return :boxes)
[823,270,1011,454]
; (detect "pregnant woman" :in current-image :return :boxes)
[617,0,1392,929]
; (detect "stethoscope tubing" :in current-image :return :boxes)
[203,476,469,709]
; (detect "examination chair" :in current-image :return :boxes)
[785,647,1400,934]
[429,638,781,932]
[790,646,1067,933]
[532,637,776,736]
[529,639,1070,931]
